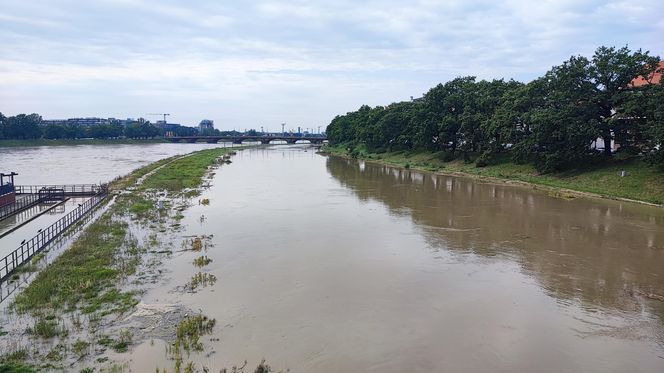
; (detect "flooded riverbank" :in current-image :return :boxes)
[131,147,664,372]
[1,145,663,372]
[0,143,235,184]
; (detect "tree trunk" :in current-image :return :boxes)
[603,134,612,156]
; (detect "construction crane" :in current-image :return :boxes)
[146,113,170,123]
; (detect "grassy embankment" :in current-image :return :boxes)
[322,144,664,205]
[0,138,168,147]
[0,148,234,372]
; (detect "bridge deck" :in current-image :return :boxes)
[166,135,327,144]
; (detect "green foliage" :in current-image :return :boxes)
[174,315,216,353]
[193,256,213,267]
[72,339,90,357]
[141,148,231,192]
[0,349,36,373]
[326,145,664,204]
[13,216,131,314]
[325,45,664,172]
[0,114,198,141]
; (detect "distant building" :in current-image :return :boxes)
[199,119,214,131]
[41,117,134,127]
[629,61,664,87]
[156,120,181,131]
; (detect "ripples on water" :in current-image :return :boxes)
[130,147,664,372]
[2,144,663,372]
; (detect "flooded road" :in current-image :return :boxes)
[128,146,664,372]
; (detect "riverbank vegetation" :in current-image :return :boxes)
[324,144,664,204]
[0,114,195,142]
[326,46,664,178]
[0,147,236,371]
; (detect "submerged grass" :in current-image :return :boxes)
[13,216,130,314]
[9,146,235,355]
[323,144,664,205]
[192,256,212,267]
[185,272,217,291]
[0,349,35,373]
[167,314,216,372]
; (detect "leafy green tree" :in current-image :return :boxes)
[614,83,664,163]
[589,46,660,156]
[375,101,417,151]
[6,113,42,139]
[0,112,6,139]
[44,124,66,139]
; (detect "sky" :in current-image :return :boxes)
[1,1,662,131]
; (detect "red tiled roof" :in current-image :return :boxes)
[630,61,664,87]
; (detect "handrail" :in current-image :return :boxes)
[0,190,108,282]
[0,194,41,221]
[15,184,102,195]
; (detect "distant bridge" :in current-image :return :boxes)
[167,135,327,144]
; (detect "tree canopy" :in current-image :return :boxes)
[326,46,664,172]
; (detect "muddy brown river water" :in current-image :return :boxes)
[126,146,663,372]
[2,144,664,372]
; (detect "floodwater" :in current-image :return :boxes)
[1,144,664,372]
[0,143,239,257]
[0,142,236,184]
[129,146,664,372]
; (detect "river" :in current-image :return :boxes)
[2,144,664,372]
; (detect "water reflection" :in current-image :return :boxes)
[326,156,664,318]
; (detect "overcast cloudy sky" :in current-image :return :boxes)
[1,1,662,130]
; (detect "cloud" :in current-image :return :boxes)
[0,0,662,128]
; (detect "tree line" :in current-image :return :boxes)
[326,46,664,172]
[0,113,199,140]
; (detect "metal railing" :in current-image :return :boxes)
[0,190,108,282]
[15,184,102,195]
[0,194,41,221]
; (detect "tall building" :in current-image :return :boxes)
[199,119,214,131]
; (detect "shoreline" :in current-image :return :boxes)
[0,148,241,372]
[320,146,664,208]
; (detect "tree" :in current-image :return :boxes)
[589,46,660,156]
[527,57,599,172]
[0,112,6,139]
[44,124,66,139]
[614,83,664,163]
[6,113,42,139]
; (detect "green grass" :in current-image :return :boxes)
[97,331,132,353]
[13,216,130,315]
[13,148,234,318]
[192,256,212,267]
[324,144,664,205]
[0,138,167,148]
[72,339,89,358]
[0,350,35,373]
[165,314,216,373]
[109,156,178,191]
[185,272,217,291]
[141,148,232,192]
